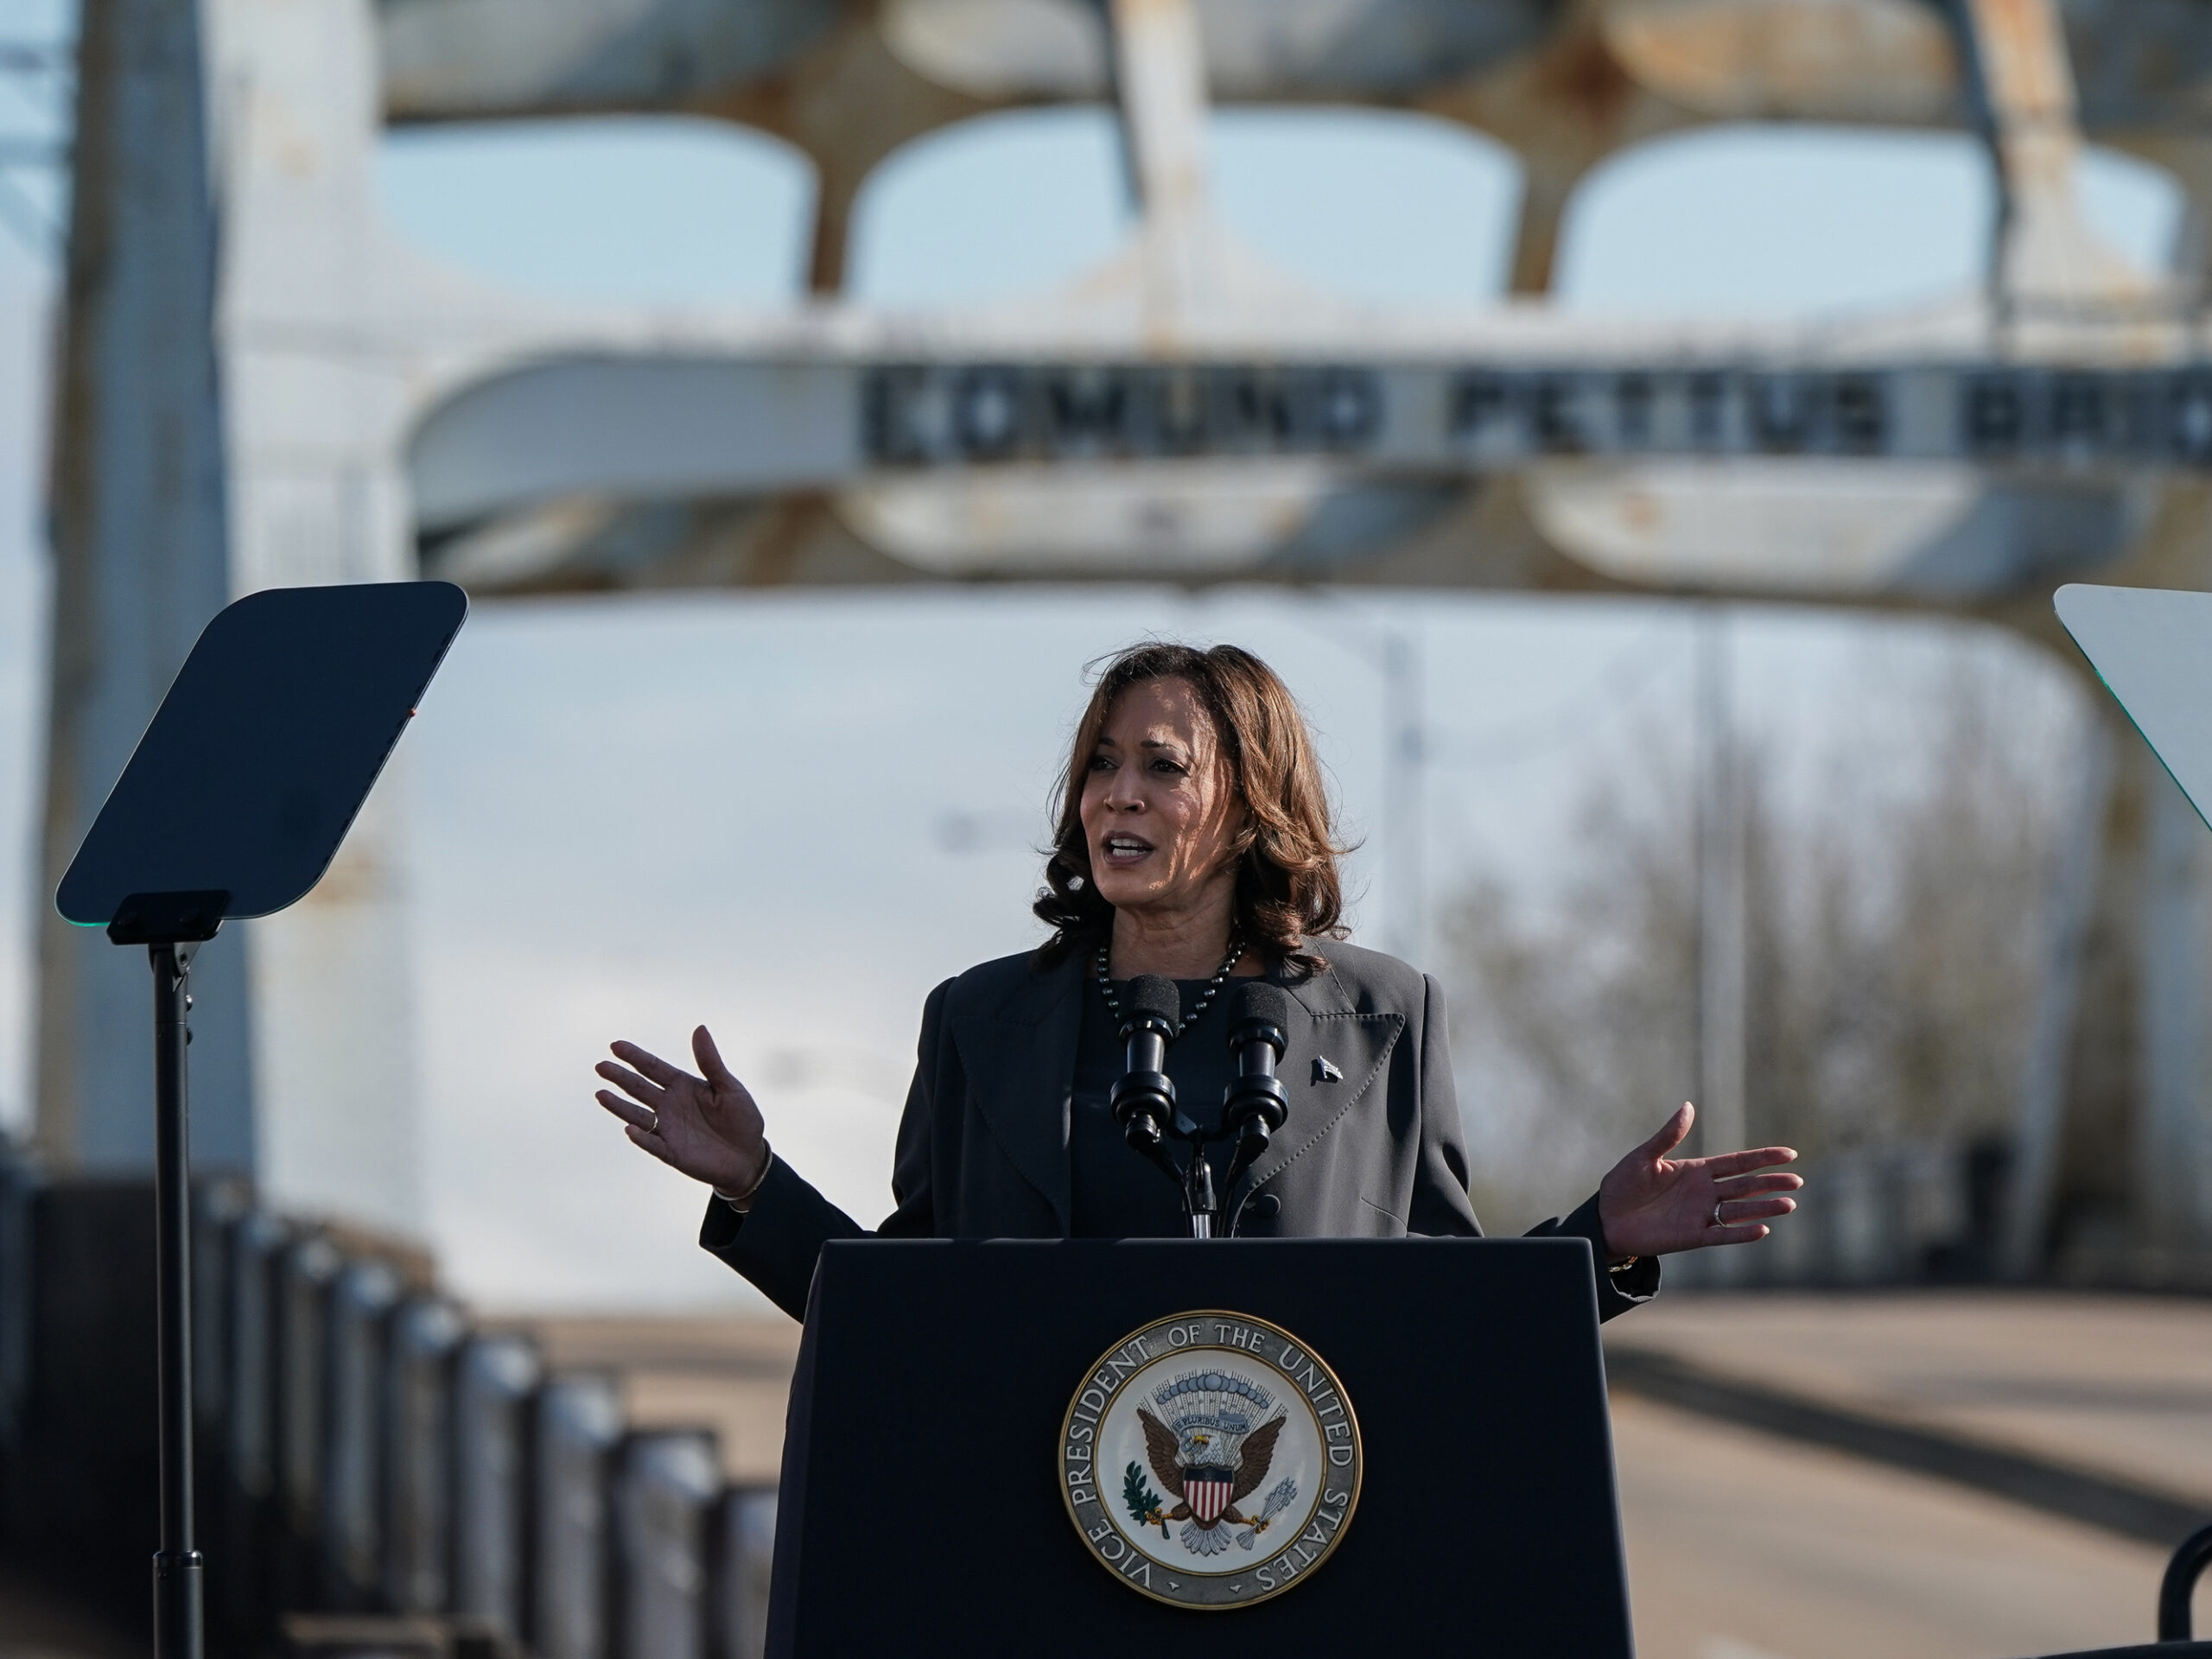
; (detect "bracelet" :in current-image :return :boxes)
[713,1147,774,1213]
[1608,1255,1641,1274]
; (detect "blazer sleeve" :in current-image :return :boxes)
[1406,972,1484,1238]
[1408,971,1659,1322]
[696,978,951,1320]
[1526,1193,1661,1322]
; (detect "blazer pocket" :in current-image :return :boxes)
[1357,1193,1407,1236]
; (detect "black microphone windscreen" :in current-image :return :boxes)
[1123,975,1183,1032]
[1229,980,1297,1035]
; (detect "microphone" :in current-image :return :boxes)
[1109,975,1182,1157]
[1222,982,1293,1216]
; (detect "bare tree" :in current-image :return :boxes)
[1445,648,2065,1249]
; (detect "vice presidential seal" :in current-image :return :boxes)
[1058,1311,1362,1609]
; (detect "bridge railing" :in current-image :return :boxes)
[0,1138,778,1659]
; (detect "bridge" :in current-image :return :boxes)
[36,0,2212,1283]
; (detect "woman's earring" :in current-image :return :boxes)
[1068,874,1085,890]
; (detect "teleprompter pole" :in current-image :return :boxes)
[150,939,204,1659]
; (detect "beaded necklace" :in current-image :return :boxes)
[1093,938,1244,1042]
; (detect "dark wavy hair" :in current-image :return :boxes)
[1033,643,1349,971]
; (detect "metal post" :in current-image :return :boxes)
[617,1430,721,1659]
[150,939,204,1659]
[715,1488,779,1659]
[535,1373,624,1659]
[2137,762,2212,1250]
[2001,725,2114,1279]
[1383,632,1428,965]
[324,1260,399,1606]
[1694,607,1747,1164]
[1291,604,1428,965]
[385,1298,465,1613]
[453,1333,542,1644]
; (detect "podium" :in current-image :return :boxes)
[766,1236,1633,1656]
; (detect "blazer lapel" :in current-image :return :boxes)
[1243,958,1405,1192]
[950,951,1081,1231]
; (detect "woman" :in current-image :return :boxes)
[594,643,1800,1322]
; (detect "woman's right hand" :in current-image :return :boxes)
[594,1026,769,1195]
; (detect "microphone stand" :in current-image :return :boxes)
[1109,984,1219,1235]
[1218,993,1289,1236]
[1135,1107,1230,1238]
[1112,978,1292,1240]
[1180,1140,1219,1238]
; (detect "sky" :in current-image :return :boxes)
[374,105,2182,315]
[0,22,2135,1310]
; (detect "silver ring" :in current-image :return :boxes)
[1710,1201,1725,1229]
[647,1109,660,1135]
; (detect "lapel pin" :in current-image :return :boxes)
[1313,1056,1343,1084]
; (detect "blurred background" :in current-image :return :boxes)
[8,0,2212,1656]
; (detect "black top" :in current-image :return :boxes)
[1069,973,1265,1236]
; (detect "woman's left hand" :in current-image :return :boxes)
[1596,1102,1802,1259]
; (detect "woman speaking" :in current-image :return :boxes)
[594,643,1801,1321]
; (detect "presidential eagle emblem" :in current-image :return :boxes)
[1060,1312,1362,1610]
[1128,1371,1298,1554]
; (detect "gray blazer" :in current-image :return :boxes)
[701,938,1659,1320]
